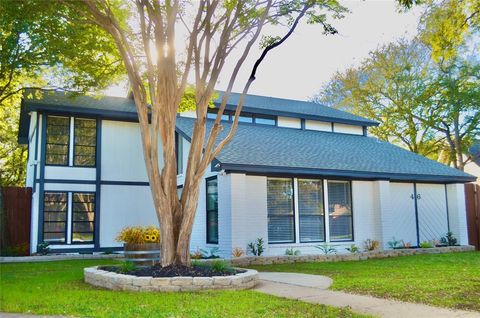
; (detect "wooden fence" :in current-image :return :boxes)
[0,187,32,256]
[465,183,480,251]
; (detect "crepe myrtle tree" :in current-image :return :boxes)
[71,0,349,266]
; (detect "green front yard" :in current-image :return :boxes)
[0,259,365,318]
[251,251,480,311]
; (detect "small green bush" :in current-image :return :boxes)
[117,261,136,274]
[247,238,265,256]
[345,244,359,253]
[440,231,458,246]
[37,242,50,255]
[210,260,233,273]
[285,248,300,256]
[419,241,434,248]
[315,243,337,255]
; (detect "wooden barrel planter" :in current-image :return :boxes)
[124,243,161,266]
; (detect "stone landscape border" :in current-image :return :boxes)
[84,266,258,292]
[230,245,475,266]
[0,253,122,263]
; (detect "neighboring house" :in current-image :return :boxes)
[18,90,475,257]
[464,142,480,184]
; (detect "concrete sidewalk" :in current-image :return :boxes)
[255,272,480,318]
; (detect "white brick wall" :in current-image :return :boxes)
[385,182,416,247]
[230,174,268,256]
[446,183,469,245]
[352,181,382,245]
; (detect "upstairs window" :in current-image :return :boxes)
[207,109,230,121]
[45,116,97,167]
[46,116,70,165]
[254,114,276,126]
[236,113,253,123]
[74,118,96,167]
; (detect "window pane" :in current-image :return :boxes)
[206,178,218,244]
[72,232,94,243]
[44,212,67,222]
[207,110,229,121]
[298,179,325,242]
[72,192,95,243]
[72,222,94,232]
[43,192,67,243]
[46,116,69,165]
[234,113,253,123]
[74,118,96,166]
[267,178,294,243]
[328,181,353,241]
[255,115,276,125]
[44,232,65,243]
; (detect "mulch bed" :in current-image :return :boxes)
[100,264,244,277]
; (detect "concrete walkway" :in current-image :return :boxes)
[255,272,480,318]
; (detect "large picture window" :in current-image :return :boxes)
[43,192,68,243]
[45,116,70,165]
[267,178,295,243]
[298,179,325,242]
[72,193,95,243]
[328,181,353,241]
[74,118,96,166]
[206,177,218,244]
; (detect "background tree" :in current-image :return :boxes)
[70,0,350,266]
[0,0,125,185]
[314,1,479,170]
[420,0,479,62]
[313,39,442,159]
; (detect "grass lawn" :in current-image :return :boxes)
[0,259,368,318]
[250,251,480,312]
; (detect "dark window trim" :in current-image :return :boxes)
[45,115,70,166]
[206,176,219,244]
[206,109,277,126]
[73,118,97,168]
[267,177,296,244]
[43,191,68,244]
[175,132,183,175]
[328,180,354,243]
[298,178,326,243]
[70,191,96,245]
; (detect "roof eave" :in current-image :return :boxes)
[216,163,475,184]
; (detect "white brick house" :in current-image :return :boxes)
[18,90,475,257]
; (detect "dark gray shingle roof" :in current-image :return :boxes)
[23,90,137,113]
[215,91,378,126]
[175,116,474,183]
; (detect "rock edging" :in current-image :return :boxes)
[84,266,258,292]
[230,245,475,266]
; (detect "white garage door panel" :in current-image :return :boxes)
[417,184,448,242]
[390,183,417,245]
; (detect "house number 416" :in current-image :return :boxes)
[410,194,421,200]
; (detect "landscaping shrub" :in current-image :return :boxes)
[247,238,265,256]
[115,226,160,244]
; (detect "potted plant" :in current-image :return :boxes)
[115,226,161,266]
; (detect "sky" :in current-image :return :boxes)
[105,0,424,101]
